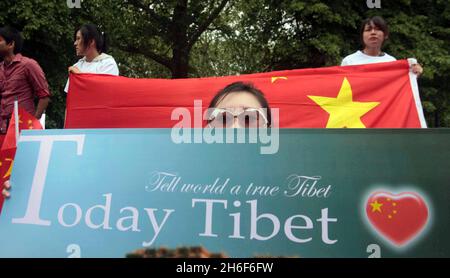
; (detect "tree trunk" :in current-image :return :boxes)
[172,48,190,79]
[171,0,190,79]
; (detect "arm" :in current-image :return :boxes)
[26,60,51,114]
[35,96,50,119]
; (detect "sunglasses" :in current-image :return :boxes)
[207,108,269,128]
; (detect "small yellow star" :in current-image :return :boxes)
[3,159,14,179]
[370,200,383,213]
[271,77,288,83]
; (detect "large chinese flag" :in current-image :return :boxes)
[65,60,427,128]
[0,108,43,212]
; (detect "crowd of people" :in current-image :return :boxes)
[0,23,119,133]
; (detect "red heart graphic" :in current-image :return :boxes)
[366,191,429,246]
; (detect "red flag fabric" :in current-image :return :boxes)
[65,60,426,128]
[0,135,5,150]
[0,108,43,212]
[1,108,43,150]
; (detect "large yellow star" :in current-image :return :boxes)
[370,200,383,213]
[308,78,379,128]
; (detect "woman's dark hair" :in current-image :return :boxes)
[360,16,389,48]
[208,81,272,127]
[75,24,107,53]
[0,26,23,54]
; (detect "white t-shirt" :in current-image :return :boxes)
[65,53,119,93]
[341,50,396,66]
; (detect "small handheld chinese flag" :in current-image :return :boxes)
[0,102,43,213]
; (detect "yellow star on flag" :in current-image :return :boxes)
[308,78,380,128]
[370,200,383,213]
[2,158,14,179]
[271,77,288,83]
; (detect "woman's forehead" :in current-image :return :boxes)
[216,91,262,108]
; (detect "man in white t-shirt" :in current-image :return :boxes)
[341,16,423,76]
[64,24,119,93]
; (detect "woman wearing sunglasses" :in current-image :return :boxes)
[206,82,271,128]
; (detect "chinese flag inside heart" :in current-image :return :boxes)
[366,191,429,246]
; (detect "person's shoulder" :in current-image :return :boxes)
[95,53,116,62]
[20,54,39,66]
[344,51,361,59]
[383,52,397,61]
[341,51,361,66]
[19,55,45,72]
[97,53,119,75]
[102,54,118,66]
[95,54,118,68]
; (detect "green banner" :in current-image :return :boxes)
[0,129,448,258]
